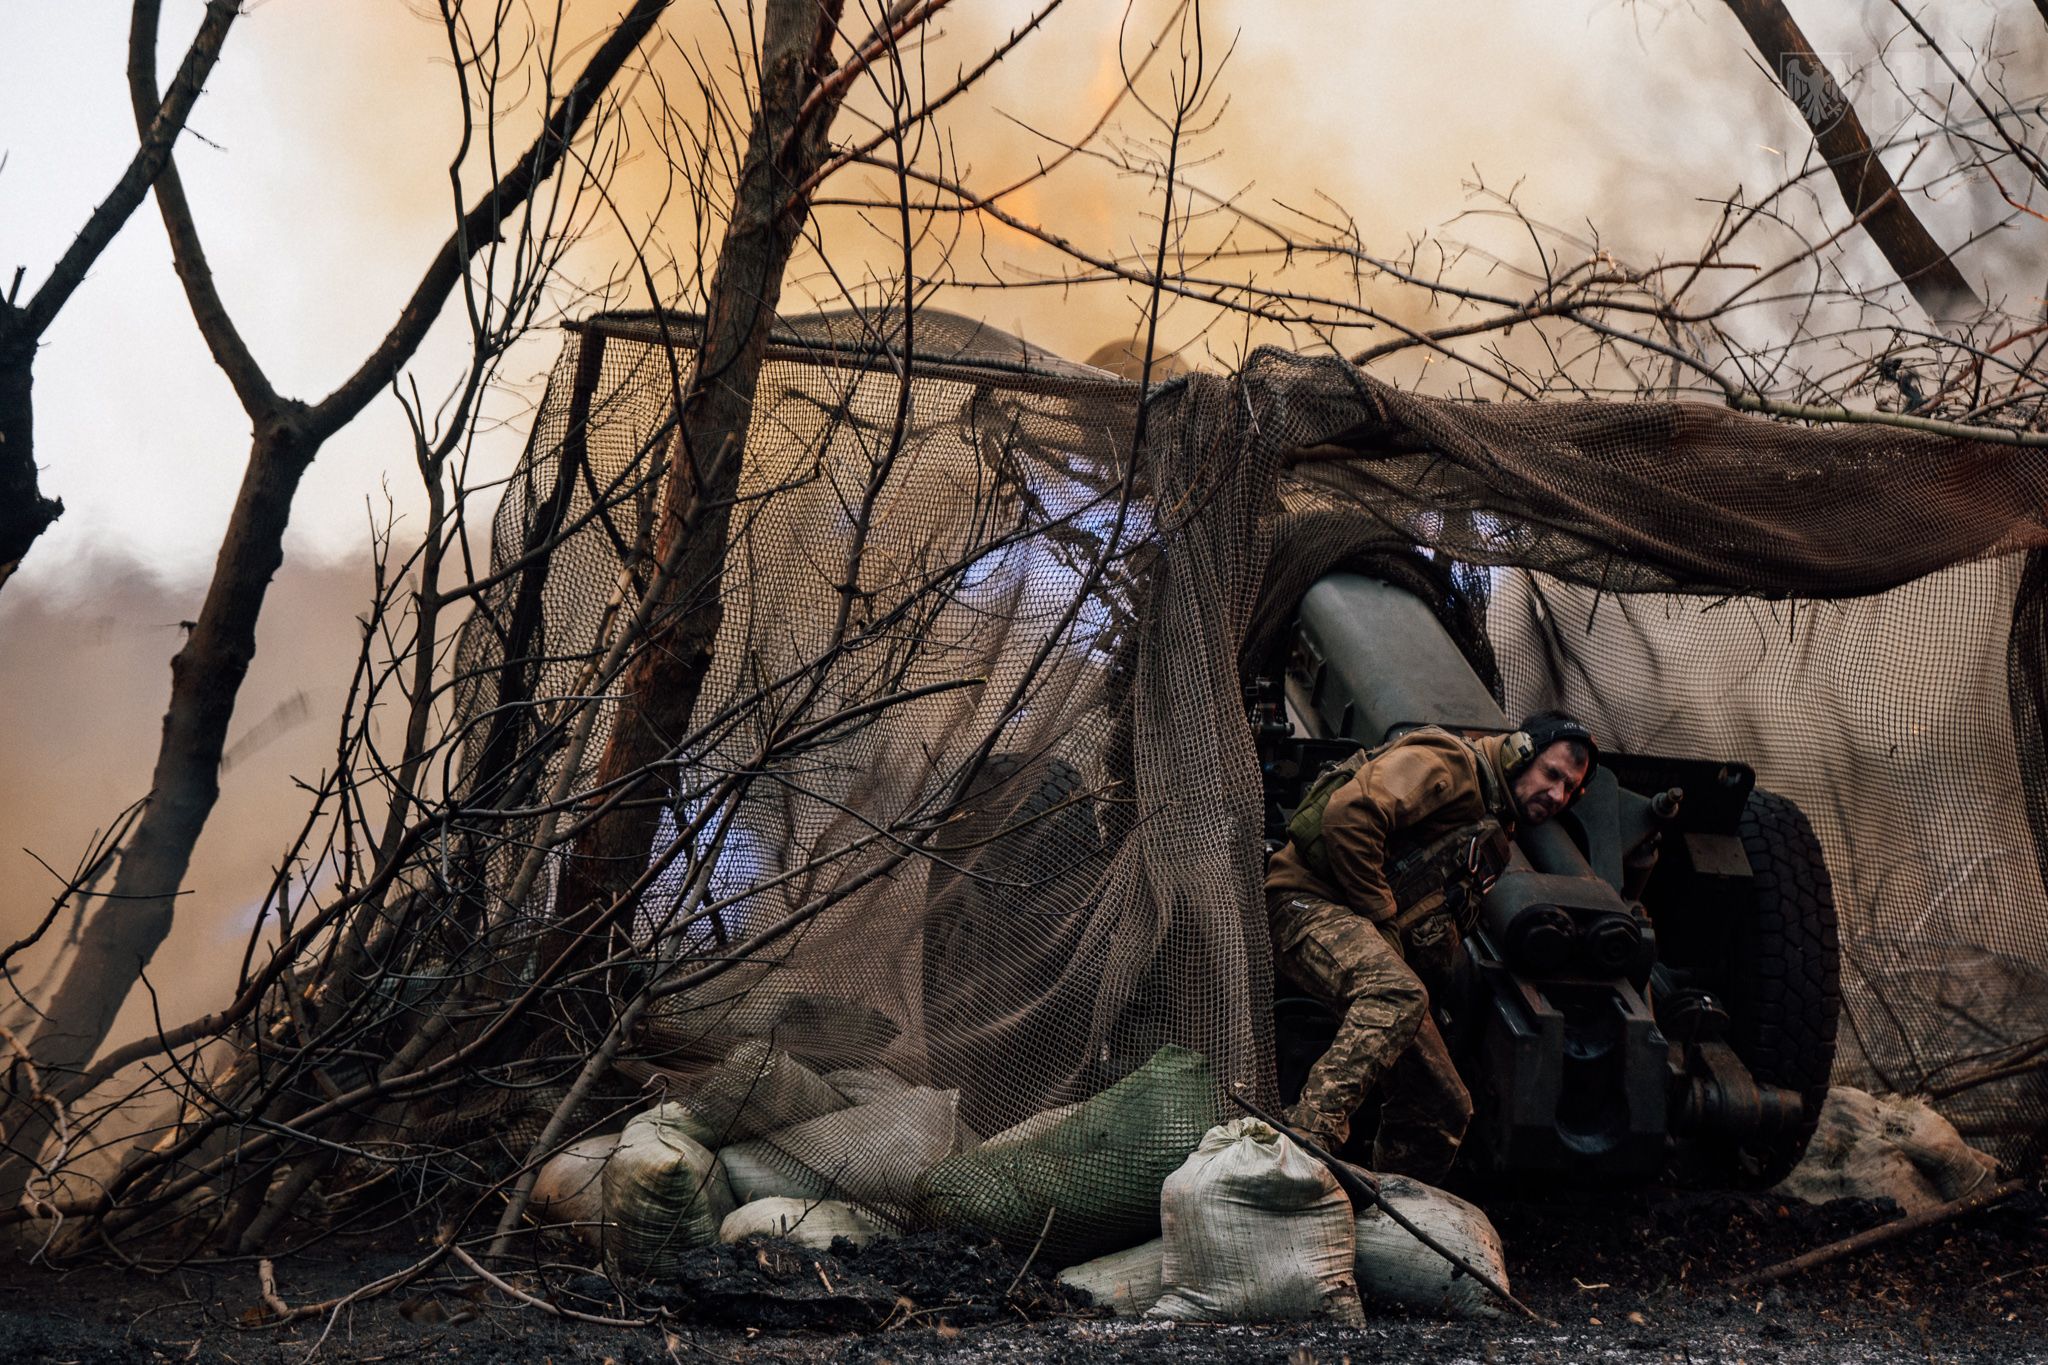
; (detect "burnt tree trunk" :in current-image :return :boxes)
[548,0,850,955]
[464,329,611,814]
[24,411,313,1080]
[1722,0,1979,320]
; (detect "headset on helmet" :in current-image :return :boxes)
[1501,710,1599,802]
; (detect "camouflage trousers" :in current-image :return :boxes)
[1268,890,1473,1181]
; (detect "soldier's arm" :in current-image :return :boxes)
[1320,742,1475,920]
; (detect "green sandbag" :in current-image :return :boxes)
[914,1044,1217,1266]
[977,1101,1080,1150]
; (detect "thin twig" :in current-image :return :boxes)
[450,1244,653,1326]
[1003,1204,1058,1303]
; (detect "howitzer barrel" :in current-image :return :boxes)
[1290,574,1507,744]
[1521,816,1597,880]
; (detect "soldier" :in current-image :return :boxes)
[1265,711,1596,1178]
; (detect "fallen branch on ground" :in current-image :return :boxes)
[258,1258,288,1319]
[1727,1177,2033,1289]
[449,1244,653,1326]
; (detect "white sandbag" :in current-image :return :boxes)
[1352,1171,1508,1320]
[1147,1119,1363,1323]
[601,1103,737,1279]
[1059,1238,1164,1315]
[530,1133,619,1248]
[720,1086,971,1208]
[718,1197,886,1249]
[1775,1086,1998,1215]
[643,978,900,1072]
[823,1067,984,1149]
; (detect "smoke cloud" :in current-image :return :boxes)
[0,551,374,1046]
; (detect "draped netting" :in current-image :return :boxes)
[451,307,2048,1204]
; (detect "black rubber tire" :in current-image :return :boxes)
[1716,787,1842,1186]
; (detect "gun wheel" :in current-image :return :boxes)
[1711,786,1843,1186]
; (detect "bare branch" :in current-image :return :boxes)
[1721,0,1980,319]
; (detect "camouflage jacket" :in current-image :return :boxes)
[1265,728,1516,931]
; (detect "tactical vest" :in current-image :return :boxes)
[1284,728,1513,933]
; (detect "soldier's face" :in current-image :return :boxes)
[1512,742,1591,825]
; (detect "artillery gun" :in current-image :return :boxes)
[1255,572,1841,1185]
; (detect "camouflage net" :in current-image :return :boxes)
[454,307,2048,1203]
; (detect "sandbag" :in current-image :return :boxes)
[1775,1086,1998,1215]
[977,1102,1082,1149]
[760,992,904,1070]
[914,1044,1218,1266]
[1147,1119,1363,1323]
[720,1142,827,1205]
[720,1086,970,1211]
[719,1197,886,1250]
[1352,1171,1508,1320]
[602,1103,738,1280]
[530,1133,618,1248]
[821,1067,916,1106]
[673,1041,851,1146]
[1058,1239,1164,1315]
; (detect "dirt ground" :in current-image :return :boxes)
[3,1186,2043,1364]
